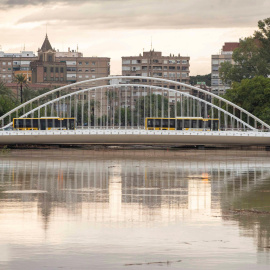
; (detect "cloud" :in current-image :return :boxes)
[0,0,88,8]
[11,0,270,30]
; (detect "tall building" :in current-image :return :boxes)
[122,50,190,91]
[211,42,240,95]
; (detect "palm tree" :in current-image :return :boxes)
[14,73,28,103]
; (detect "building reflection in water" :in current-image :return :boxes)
[0,152,270,251]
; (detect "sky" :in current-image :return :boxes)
[0,0,269,75]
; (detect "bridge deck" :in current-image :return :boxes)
[1,129,270,145]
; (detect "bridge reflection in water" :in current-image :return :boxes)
[0,150,269,222]
[0,150,270,268]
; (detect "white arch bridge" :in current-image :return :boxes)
[1,76,270,146]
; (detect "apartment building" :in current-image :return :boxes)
[211,42,240,95]
[63,56,110,85]
[122,50,190,91]
[0,51,36,83]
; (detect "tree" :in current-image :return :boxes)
[254,17,270,74]
[114,107,132,126]
[219,17,270,84]
[222,76,270,125]
[0,80,18,117]
[14,73,28,103]
[134,94,169,124]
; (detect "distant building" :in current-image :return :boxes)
[0,51,36,83]
[0,34,110,91]
[122,50,190,91]
[192,82,211,101]
[56,48,83,58]
[211,42,240,95]
[30,34,67,84]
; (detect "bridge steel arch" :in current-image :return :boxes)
[1,76,269,131]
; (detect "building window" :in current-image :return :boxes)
[85,69,89,72]
[50,67,54,72]
[79,62,82,65]
[60,67,64,73]
[48,55,53,62]
[67,67,76,72]
[92,62,95,65]
[55,67,59,73]
[85,61,89,65]
[91,69,95,72]
[44,67,47,72]
[78,69,82,72]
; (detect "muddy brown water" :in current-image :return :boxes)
[0,149,270,269]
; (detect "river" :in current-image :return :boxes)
[0,148,270,269]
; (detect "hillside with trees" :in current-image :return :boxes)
[190,74,211,86]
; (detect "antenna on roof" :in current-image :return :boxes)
[77,44,79,52]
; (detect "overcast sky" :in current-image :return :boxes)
[0,0,269,75]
